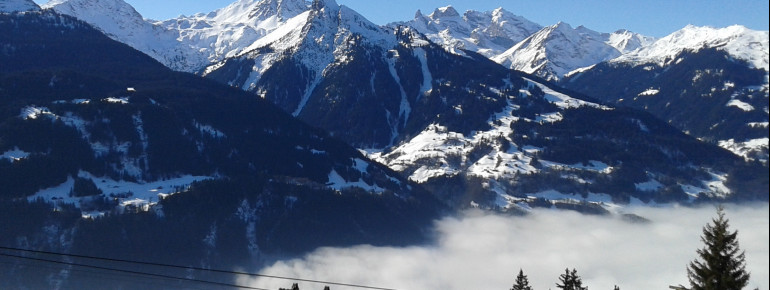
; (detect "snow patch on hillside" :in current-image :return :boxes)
[103,96,130,104]
[19,106,53,120]
[371,77,615,186]
[638,88,660,96]
[719,138,769,161]
[386,53,411,145]
[28,171,215,218]
[1,147,31,162]
[326,169,386,194]
[414,47,433,96]
[726,99,755,111]
[525,78,608,109]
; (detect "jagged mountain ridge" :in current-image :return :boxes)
[0,10,444,283]
[41,0,655,81]
[492,22,655,81]
[563,25,770,163]
[398,6,655,81]
[29,0,770,208]
[201,0,767,210]
[42,0,314,72]
[397,5,543,58]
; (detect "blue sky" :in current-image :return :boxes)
[33,0,769,37]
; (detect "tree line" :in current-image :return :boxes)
[509,206,752,290]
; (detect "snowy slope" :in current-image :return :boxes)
[204,0,400,109]
[611,25,769,71]
[42,0,202,71]
[159,0,310,71]
[563,25,769,163]
[493,22,651,81]
[0,0,40,13]
[369,79,609,184]
[608,29,656,53]
[367,74,747,209]
[43,0,312,72]
[401,6,542,58]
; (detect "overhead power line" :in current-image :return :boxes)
[0,246,399,290]
[0,252,269,290]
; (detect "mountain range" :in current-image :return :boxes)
[37,0,769,163]
[1,6,443,287]
[0,0,768,287]
[563,25,769,163]
[4,0,767,217]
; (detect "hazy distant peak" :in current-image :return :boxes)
[414,9,423,19]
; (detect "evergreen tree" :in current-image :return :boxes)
[556,268,587,290]
[684,206,750,290]
[512,269,534,290]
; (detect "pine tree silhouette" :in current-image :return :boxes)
[684,206,751,290]
[556,268,587,290]
[511,269,534,290]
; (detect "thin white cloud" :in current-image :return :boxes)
[245,204,769,290]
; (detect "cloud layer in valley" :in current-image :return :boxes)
[245,203,769,290]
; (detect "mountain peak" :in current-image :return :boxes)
[0,0,41,13]
[207,0,308,24]
[552,21,573,30]
[494,21,624,80]
[403,5,541,58]
[414,9,423,19]
[431,6,460,18]
[43,0,144,20]
[311,0,339,11]
[491,6,507,15]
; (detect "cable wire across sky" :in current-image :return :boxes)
[0,246,399,290]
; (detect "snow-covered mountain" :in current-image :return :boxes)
[158,0,310,72]
[0,0,40,13]
[42,0,314,72]
[42,0,203,71]
[493,22,654,81]
[35,0,768,207]
[563,25,769,163]
[201,0,767,210]
[399,6,653,81]
[204,0,408,145]
[610,25,769,71]
[399,6,542,58]
[1,12,444,282]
